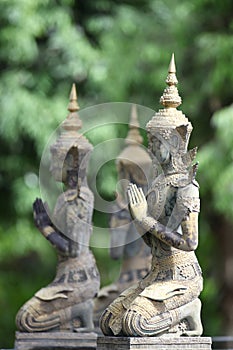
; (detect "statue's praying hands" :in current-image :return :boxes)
[33,198,52,229]
[127,182,199,252]
[127,183,148,222]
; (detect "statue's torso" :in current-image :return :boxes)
[53,186,94,257]
[144,172,201,283]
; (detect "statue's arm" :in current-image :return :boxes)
[33,198,69,254]
[127,183,198,252]
[140,212,198,251]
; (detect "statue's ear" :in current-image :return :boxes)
[191,162,199,180]
[176,125,188,142]
[188,147,198,162]
[182,147,198,167]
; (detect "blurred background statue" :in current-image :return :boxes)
[94,106,152,325]
[100,55,203,337]
[16,85,100,332]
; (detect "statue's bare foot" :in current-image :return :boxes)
[182,298,203,336]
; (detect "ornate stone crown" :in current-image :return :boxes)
[50,84,93,170]
[117,105,151,185]
[146,54,193,155]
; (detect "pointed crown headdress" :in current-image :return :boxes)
[117,105,151,184]
[50,84,93,167]
[146,54,193,154]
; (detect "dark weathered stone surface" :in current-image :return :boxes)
[14,331,97,350]
[97,336,212,350]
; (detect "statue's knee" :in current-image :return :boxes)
[16,297,62,332]
[122,308,173,337]
[16,306,47,332]
[100,309,115,336]
[122,310,139,336]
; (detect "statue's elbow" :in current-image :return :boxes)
[186,238,198,251]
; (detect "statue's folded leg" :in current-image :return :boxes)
[16,297,94,332]
[16,296,62,332]
[100,284,142,336]
[122,296,202,337]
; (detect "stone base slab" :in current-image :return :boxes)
[97,336,212,350]
[212,336,233,349]
[14,331,97,350]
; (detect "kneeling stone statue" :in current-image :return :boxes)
[100,54,203,337]
[16,85,100,332]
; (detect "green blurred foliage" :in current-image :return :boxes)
[197,104,233,335]
[199,105,233,218]
[0,0,233,347]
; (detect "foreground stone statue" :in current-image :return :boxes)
[94,106,152,324]
[16,85,100,333]
[100,55,203,337]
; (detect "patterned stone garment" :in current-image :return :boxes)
[100,54,203,337]
[94,105,152,325]
[16,85,100,332]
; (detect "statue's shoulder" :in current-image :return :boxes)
[178,180,199,198]
[54,191,73,211]
[55,187,93,210]
[64,189,77,202]
[79,186,94,203]
[177,180,200,213]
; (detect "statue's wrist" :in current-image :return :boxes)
[40,226,54,238]
[141,216,158,232]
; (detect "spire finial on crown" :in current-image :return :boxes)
[168,52,176,74]
[62,83,82,132]
[146,54,192,140]
[159,53,182,109]
[50,83,92,163]
[125,105,143,145]
[68,83,80,112]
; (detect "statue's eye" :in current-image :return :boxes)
[171,135,179,148]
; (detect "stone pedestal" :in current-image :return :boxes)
[97,336,212,350]
[14,331,97,350]
[212,336,233,349]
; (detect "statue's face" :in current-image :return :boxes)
[151,137,170,165]
[50,150,78,183]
